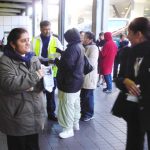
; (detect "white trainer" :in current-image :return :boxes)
[82,116,95,122]
[73,124,80,131]
[59,129,74,139]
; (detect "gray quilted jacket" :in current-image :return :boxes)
[0,54,46,136]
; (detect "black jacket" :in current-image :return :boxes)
[56,28,85,93]
[116,41,150,130]
[115,46,131,91]
[127,41,150,130]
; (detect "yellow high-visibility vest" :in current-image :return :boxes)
[32,36,58,77]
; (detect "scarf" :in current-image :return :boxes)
[40,34,50,58]
[4,45,35,66]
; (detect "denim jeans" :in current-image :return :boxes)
[80,89,94,118]
[104,74,112,90]
[46,77,57,117]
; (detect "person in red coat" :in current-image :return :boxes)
[100,32,117,93]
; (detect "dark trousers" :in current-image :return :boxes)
[104,74,112,90]
[123,102,144,150]
[7,134,40,150]
[113,61,119,79]
[147,131,150,150]
[46,77,56,117]
[80,89,94,118]
[126,120,144,150]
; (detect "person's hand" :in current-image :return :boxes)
[48,59,55,64]
[36,69,44,79]
[123,78,141,96]
[56,48,64,55]
[54,58,59,65]
[26,87,34,91]
[56,47,62,54]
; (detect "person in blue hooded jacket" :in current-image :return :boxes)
[55,28,85,139]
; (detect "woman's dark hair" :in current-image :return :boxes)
[119,33,125,39]
[7,28,28,45]
[85,31,96,43]
[80,31,84,34]
[128,17,150,40]
[99,32,104,36]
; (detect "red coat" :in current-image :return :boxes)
[99,32,117,75]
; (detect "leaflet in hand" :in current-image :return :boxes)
[42,65,54,92]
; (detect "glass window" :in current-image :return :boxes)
[108,18,129,32]
[67,0,93,31]
[35,2,42,36]
[48,0,59,35]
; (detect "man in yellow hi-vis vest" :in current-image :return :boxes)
[32,20,63,121]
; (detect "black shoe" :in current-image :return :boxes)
[80,116,94,122]
[48,115,58,121]
[103,88,107,92]
[103,89,112,94]
[112,78,116,82]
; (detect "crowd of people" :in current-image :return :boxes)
[0,17,150,150]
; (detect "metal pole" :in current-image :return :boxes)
[32,0,35,36]
[58,0,65,45]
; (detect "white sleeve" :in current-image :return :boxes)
[56,38,63,50]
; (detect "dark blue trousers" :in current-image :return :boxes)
[113,60,119,79]
[46,77,56,117]
[80,89,94,118]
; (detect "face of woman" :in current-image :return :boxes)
[11,32,30,55]
[127,29,145,46]
[100,35,104,40]
[83,34,92,45]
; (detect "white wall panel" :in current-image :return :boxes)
[19,16,27,25]
[0,16,32,42]
[0,16,3,25]
[0,26,4,40]
[3,26,11,32]
[3,16,11,25]
[11,25,20,29]
[11,16,19,25]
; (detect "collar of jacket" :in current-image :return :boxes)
[131,40,150,57]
